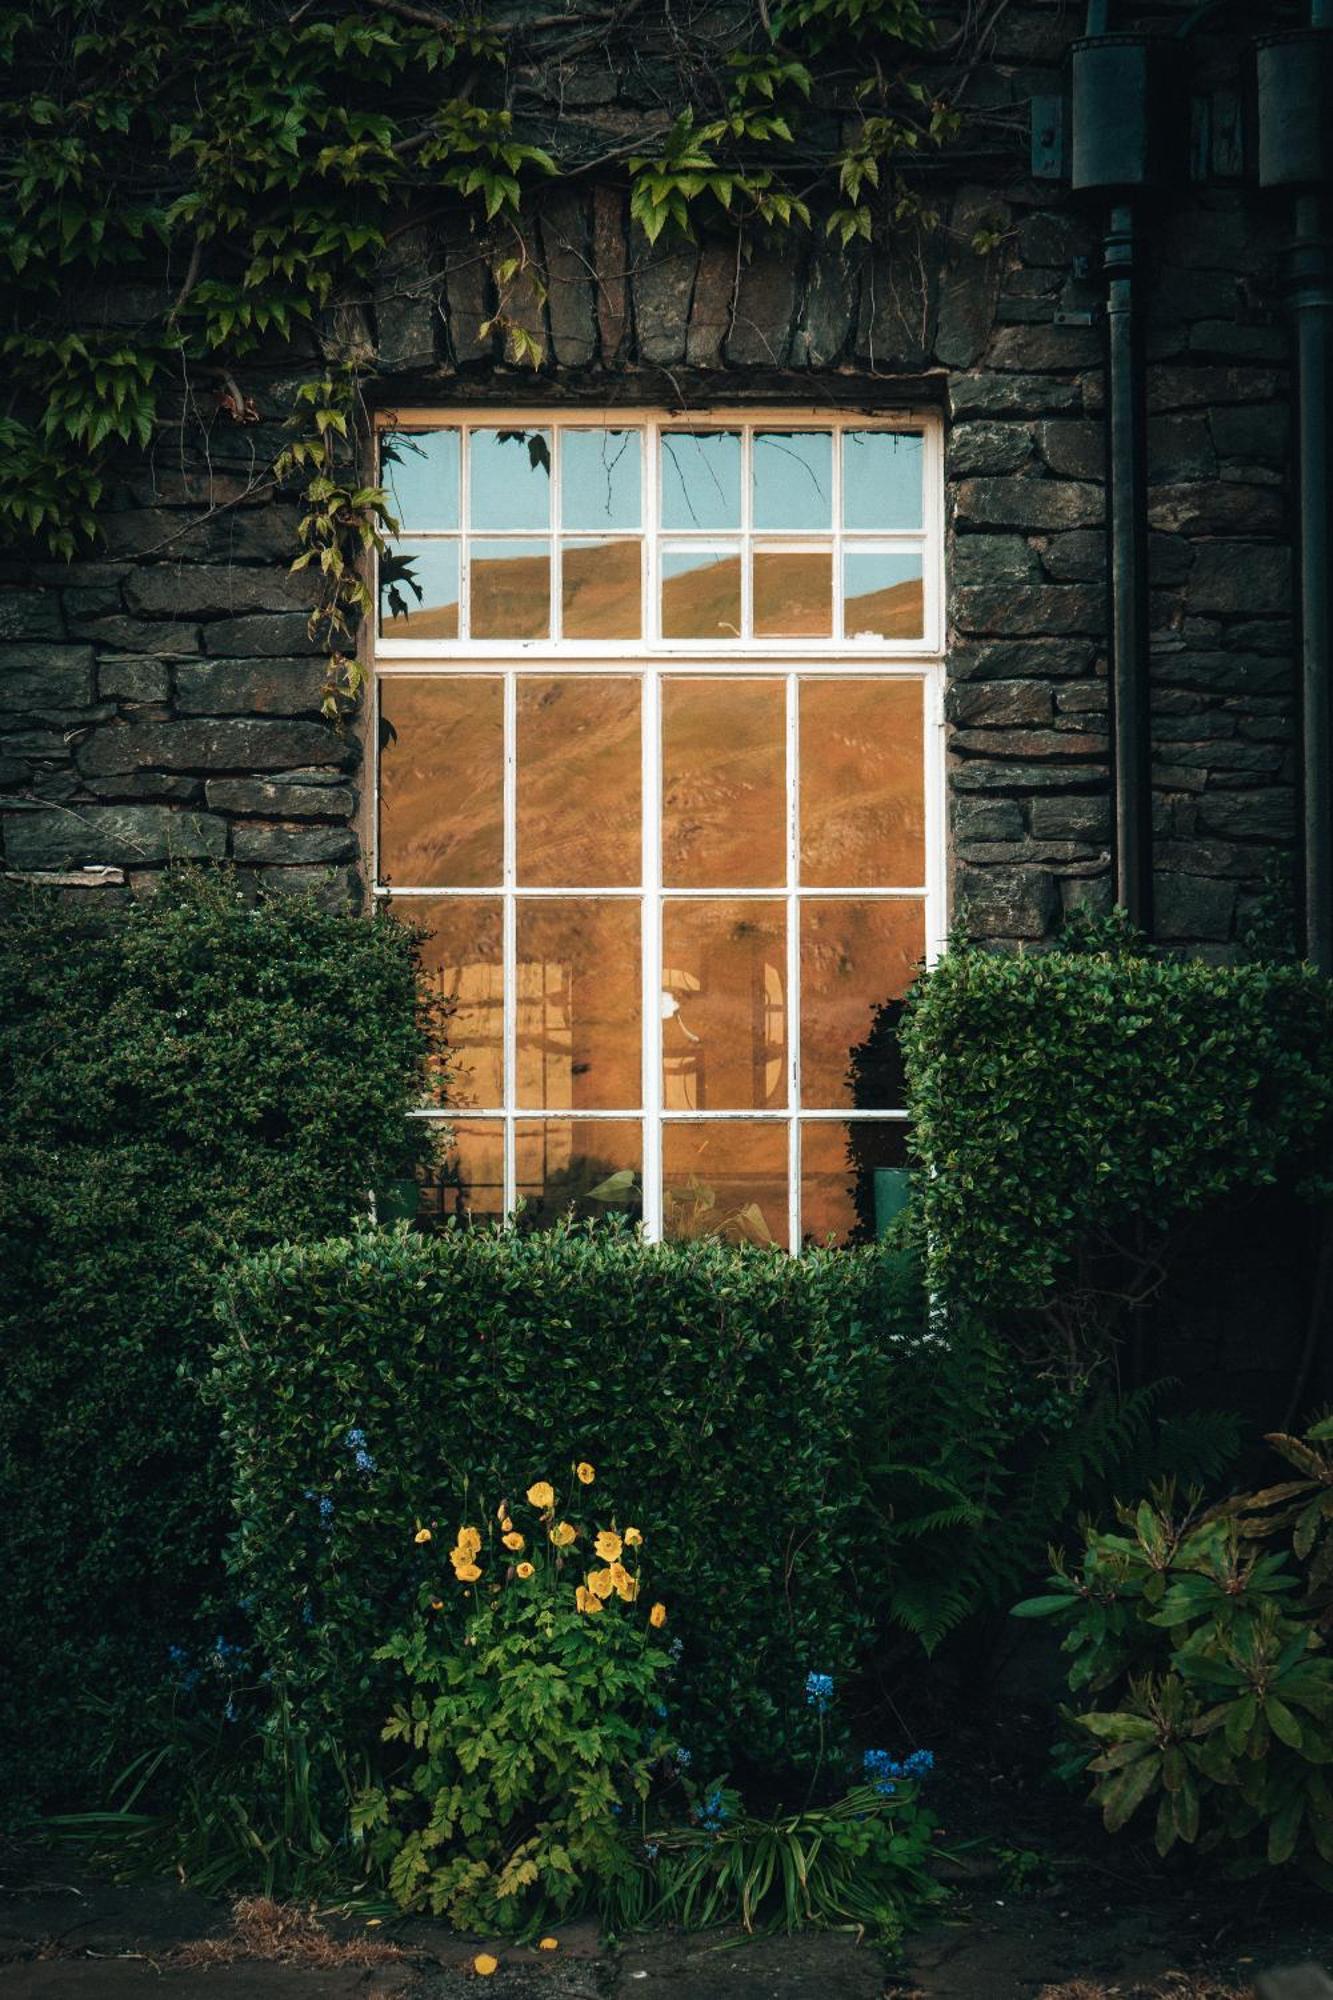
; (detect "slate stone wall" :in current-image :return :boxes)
[0,0,1301,953]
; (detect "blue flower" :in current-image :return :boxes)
[674,1748,692,1769]
[644,1842,659,1862]
[652,1703,669,1721]
[354,1448,376,1473]
[805,1671,834,1712]
[904,1748,935,1779]
[318,1495,334,1524]
[861,1746,933,1795]
[696,1785,730,1832]
[346,1427,367,1449]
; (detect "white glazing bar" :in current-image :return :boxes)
[786,668,800,1253]
[374,883,927,900]
[502,669,517,1217]
[641,664,663,1240]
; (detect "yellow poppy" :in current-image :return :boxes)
[538,1937,558,1951]
[456,1525,482,1557]
[649,1601,667,1628]
[501,1518,514,1534]
[502,1531,525,1552]
[429,1598,443,1610]
[610,1562,637,1602]
[515,1561,535,1579]
[587,1566,615,1600]
[474,1952,498,1976]
[452,1560,482,1583]
[414,1527,432,1544]
[575,1462,596,1485]
[549,1520,576,1548]
[624,1528,643,1547]
[496,1500,509,1522]
[575,1584,604,1615]
[526,1481,555,1511]
[594,1529,623,1563]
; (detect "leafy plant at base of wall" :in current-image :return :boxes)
[355,1474,671,1933]
[1013,1422,1333,1879]
[0,871,438,1812]
[900,939,1333,1368]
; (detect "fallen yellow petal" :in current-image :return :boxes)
[538,1936,558,1951]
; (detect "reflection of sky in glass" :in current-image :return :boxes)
[561,429,641,530]
[380,539,459,627]
[843,552,923,636]
[471,428,551,530]
[661,432,741,531]
[843,431,923,531]
[753,431,832,531]
[381,431,460,531]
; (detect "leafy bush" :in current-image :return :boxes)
[1014,1420,1333,1878]
[0,874,435,1807]
[356,1470,672,1931]
[212,1222,919,1782]
[901,940,1333,1322]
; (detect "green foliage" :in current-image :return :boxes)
[0,873,436,1809]
[1013,1421,1333,1878]
[211,1222,916,1784]
[357,1482,670,1933]
[901,940,1333,1322]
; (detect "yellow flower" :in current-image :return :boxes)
[649,1601,667,1629]
[501,1517,514,1535]
[429,1597,444,1610]
[538,1936,559,1951]
[474,1952,498,1977]
[624,1528,643,1547]
[496,1500,509,1522]
[575,1462,596,1485]
[452,1561,482,1583]
[455,1525,481,1557]
[414,1527,432,1545]
[588,1566,616,1600]
[594,1529,623,1563]
[502,1531,525,1552]
[610,1562,637,1603]
[575,1584,604,1615]
[515,1561,535,1579]
[527,1481,555,1511]
[549,1521,576,1548]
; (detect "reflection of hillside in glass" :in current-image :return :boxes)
[419,1121,504,1226]
[800,899,924,1109]
[411,896,504,1108]
[844,557,922,639]
[379,678,503,885]
[473,543,550,639]
[662,678,785,887]
[754,552,832,636]
[800,679,925,887]
[517,677,640,886]
[661,551,741,639]
[561,540,641,638]
[662,900,786,1110]
[380,539,459,636]
[515,900,641,1111]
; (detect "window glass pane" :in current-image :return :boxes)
[411,896,504,1108]
[515,1119,642,1228]
[470,427,551,530]
[843,552,924,641]
[380,430,460,531]
[561,428,642,530]
[516,898,641,1110]
[753,430,832,531]
[843,430,923,531]
[800,1119,909,1248]
[753,550,832,639]
[561,540,642,640]
[800,898,925,1108]
[378,677,503,886]
[471,540,550,640]
[800,678,925,887]
[662,678,785,888]
[662,900,786,1111]
[379,540,459,638]
[517,677,640,887]
[419,1120,505,1227]
[661,431,741,531]
[662,1121,788,1248]
[661,548,741,641]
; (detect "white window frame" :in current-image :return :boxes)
[372,407,948,1249]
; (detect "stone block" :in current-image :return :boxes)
[1147,414,1218,484]
[856,245,935,369]
[98,655,172,703]
[1016,210,1086,268]
[1039,421,1104,481]
[592,187,628,365]
[953,584,1105,637]
[1153,650,1291,694]
[1148,366,1282,414]
[246,863,360,912]
[948,637,1096,680]
[1154,872,1237,941]
[1148,484,1284,537]
[2,804,226,870]
[954,797,1024,841]
[204,778,355,817]
[792,244,859,368]
[540,190,596,368]
[952,760,1110,793]
[1187,544,1291,616]
[949,681,1054,728]
[1029,794,1112,841]
[201,612,326,657]
[87,774,202,802]
[125,565,319,620]
[947,422,1034,476]
[951,536,1042,587]
[950,373,1083,418]
[0,591,63,641]
[1038,531,1105,583]
[956,863,1059,939]
[985,324,1101,373]
[952,726,1105,759]
[935,187,1007,370]
[231,821,358,864]
[76,718,356,776]
[67,615,204,654]
[0,643,95,713]
[954,477,1103,531]
[373,223,440,373]
[1198,789,1296,841]
[442,215,491,365]
[176,657,330,716]
[632,233,698,367]
[727,248,800,368]
[1210,403,1288,468]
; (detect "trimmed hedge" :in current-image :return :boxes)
[212,1225,918,1777]
[0,875,434,1807]
[901,943,1333,1314]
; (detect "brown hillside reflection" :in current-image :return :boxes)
[800,679,925,887]
[753,552,832,637]
[661,554,742,639]
[843,573,923,640]
[801,898,925,1108]
[379,678,503,886]
[662,678,785,887]
[516,899,641,1110]
[562,541,642,639]
[517,678,640,886]
[472,546,550,639]
[412,896,503,1108]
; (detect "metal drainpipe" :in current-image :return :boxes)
[1257,15,1333,972]
[1069,17,1175,934]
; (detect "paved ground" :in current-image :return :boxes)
[2,1853,1332,1999]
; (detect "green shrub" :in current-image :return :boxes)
[211,1222,916,1781]
[355,1473,672,1931]
[0,874,435,1807]
[901,941,1333,1320]
[1013,1419,1333,1878]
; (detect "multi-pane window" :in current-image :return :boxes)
[374,413,944,1248]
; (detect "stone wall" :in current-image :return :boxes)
[0,0,1301,949]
